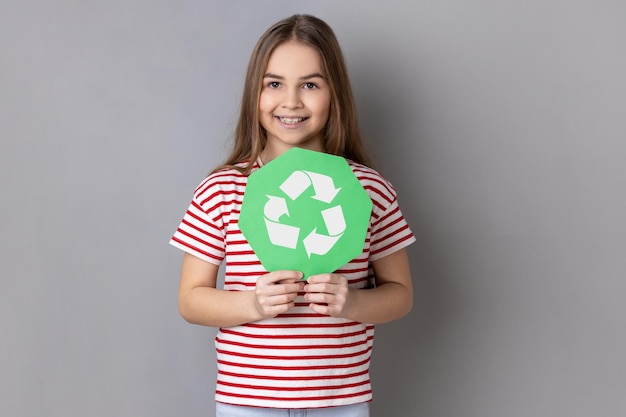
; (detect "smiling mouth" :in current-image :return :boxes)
[276,116,309,125]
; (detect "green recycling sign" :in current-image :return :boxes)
[239,148,372,278]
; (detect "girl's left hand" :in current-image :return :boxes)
[303,273,351,318]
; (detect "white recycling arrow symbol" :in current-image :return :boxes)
[280,170,341,203]
[263,170,346,258]
[263,195,300,249]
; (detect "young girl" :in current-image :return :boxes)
[170,14,415,417]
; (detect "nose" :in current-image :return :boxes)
[282,87,303,109]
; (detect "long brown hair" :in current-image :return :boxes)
[214,14,371,175]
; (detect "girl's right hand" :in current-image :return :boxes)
[254,270,305,319]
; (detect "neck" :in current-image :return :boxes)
[260,143,324,165]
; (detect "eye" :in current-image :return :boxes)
[266,81,281,88]
[303,82,318,89]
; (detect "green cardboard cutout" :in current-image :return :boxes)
[239,148,373,278]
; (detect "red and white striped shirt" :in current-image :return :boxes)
[170,159,415,409]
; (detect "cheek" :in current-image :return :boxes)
[313,95,331,118]
[322,101,331,123]
[258,93,274,114]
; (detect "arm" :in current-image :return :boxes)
[177,252,305,328]
[304,248,413,324]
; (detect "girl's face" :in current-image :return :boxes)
[259,41,331,162]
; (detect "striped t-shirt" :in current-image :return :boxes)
[170,159,415,409]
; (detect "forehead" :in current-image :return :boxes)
[265,41,324,75]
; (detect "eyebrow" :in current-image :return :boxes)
[263,72,326,80]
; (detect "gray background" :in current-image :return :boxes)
[2,1,625,416]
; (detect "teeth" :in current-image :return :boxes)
[278,117,306,124]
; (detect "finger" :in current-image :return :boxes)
[306,273,334,284]
[308,302,330,316]
[263,270,304,285]
[304,282,329,296]
[255,289,301,319]
[257,301,296,319]
[259,283,303,300]
[305,280,344,296]
[258,277,304,302]
[277,277,305,285]
[304,291,332,304]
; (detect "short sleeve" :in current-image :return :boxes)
[351,162,416,261]
[169,183,226,265]
[368,197,415,261]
